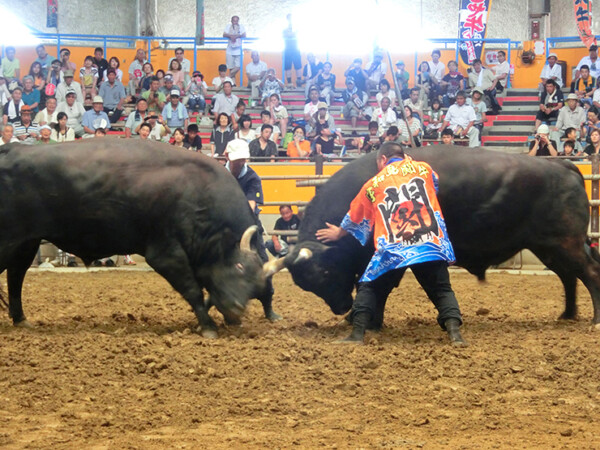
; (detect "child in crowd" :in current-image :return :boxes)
[441,128,454,145]
[467,87,487,136]
[183,123,203,151]
[560,140,579,158]
[212,64,234,92]
[563,127,584,153]
[424,98,444,139]
[269,93,289,139]
[186,71,208,115]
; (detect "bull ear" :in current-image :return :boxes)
[240,225,258,252]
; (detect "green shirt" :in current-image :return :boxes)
[36,139,57,145]
[1,57,20,78]
[142,90,167,112]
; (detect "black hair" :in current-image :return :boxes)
[238,114,252,129]
[379,79,391,90]
[563,140,575,149]
[368,121,379,130]
[410,87,420,94]
[60,48,71,55]
[175,47,184,54]
[472,58,482,65]
[51,59,60,65]
[498,50,506,57]
[404,105,413,117]
[431,49,441,57]
[564,127,577,137]
[94,47,103,54]
[441,128,454,137]
[139,122,152,132]
[136,97,147,104]
[260,110,271,118]
[261,124,274,132]
[218,64,228,72]
[108,56,120,68]
[378,141,405,159]
[150,75,160,83]
[455,90,467,98]
[95,128,107,135]
[387,126,399,136]
[172,127,185,137]
[54,112,68,132]
[187,124,199,133]
[216,112,231,126]
[279,204,293,212]
[292,126,305,134]
[581,64,590,71]
[222,81,233,88]
[236,99,246,108]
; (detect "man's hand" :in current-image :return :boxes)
[316,222,346,243]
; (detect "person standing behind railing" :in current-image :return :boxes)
[283,13,302,88]
[223,15,246,82]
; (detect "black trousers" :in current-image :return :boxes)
[350,260,462,330]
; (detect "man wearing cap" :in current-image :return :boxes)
[535,79,564,131]
[366,51,388,91]
[529,124,558,156]
[55,70,84,104]
[143,76,167,113]
[213,81,240,118]
[576,44,600,79]
[341,77,371,131]
[13,105,39,142]
[2,86,23,125]
[0,123,18,146]
[552,93,586,143]
[159,75,181,101]
[468,59,501,115]
[161,90,189,131]
[128,49,148,96]
[36,124,57,145]
[82,96,111,136]
[245,50,268,99]
[344,58,368,94]
[99,68,127,124]
[441,90,479,147]
[57,90,86,137]
[307,102,336,138]
[35,97,58,127]
[540,53,563,90]
[394,61,410,99]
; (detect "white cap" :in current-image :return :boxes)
[170,89,180,97]
[537,124,549,134]
[225,139,250,161]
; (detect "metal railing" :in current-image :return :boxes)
[546,35,600,58]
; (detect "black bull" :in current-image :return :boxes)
[0,139,272,336]
[283,147,600,325]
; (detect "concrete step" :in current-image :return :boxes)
[501,105,539,113]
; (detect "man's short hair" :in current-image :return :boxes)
[139,122,151,131]
[279,204,293,213]
[60,48,70,55]
[564,127,577,137]
[95,128,107,135]
[387,126,399,136]
[431,49,441,57]
[581,64,590,71]
[51,59,60,65]
[222,81,232,88]
[36,44,45,51]
[150,75,160,83]
[260,110,271,118]
[136,97,147,105]
[6,46,15,53]
[410,87,420,94]
[368,120,379,130]
[563,140,575,149]
[455,90,467,98]
[106,68,116,76]
[175,47,184,54]
[218,64,228,72]
[378,141,405,159]
[270,93,280,101]
[187,123,199,133]
[3,123,14,131]
[472,59,482,65]
[498,50,506,57]
[261,124,274,132]
[94,47,103,54]
[441,128,454,137]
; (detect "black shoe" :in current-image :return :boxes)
[444,318,468,347]
[105,259,116,267]
[67,261,78,267]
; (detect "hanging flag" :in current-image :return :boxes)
[458,0,493,65]
[195,0,205,45]
[47,0,58,28]
[574,0,597,48]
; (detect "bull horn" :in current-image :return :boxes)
[294,248,313,264]
[240,225,258,252]
[263,257,287,278]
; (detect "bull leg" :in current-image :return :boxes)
[7,240,40,327]
[144,242,218,338]
[581,242,600,325]
[258,277,282,322]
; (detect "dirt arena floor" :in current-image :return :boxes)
[0,269,599,449]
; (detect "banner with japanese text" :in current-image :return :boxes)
[47,0,57,28]
[458,0,493,65]
[574,0,596,48]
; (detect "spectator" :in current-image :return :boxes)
[60,48,76,72]
[82,96,111,136]
[0,77,9,111]
[2,86,23,125]
[99,68,126,124]
[316,61,336,105]
[171,128,188,149]
[584,109,600,142]
[155,69,165,86]
[1,46,20,81]
[124,98,147,138]
[585,128,600,155]
[394,61,411,99]
[424,98,444,139]
[158,75,179,102]
[231,100,246,130]
[344,58,368,93]
[467,59,501,115]
[428,49,445,85]
[168,48,191,84]
[55,70,84,104]
[22,76,40,113]
[104,57,123,83]
[0,123,18,146]
[167,59,185,91]
[302,53,324,97]
[212,64,234,93]
[94,128,107,137]
[29,62,46,95]
[34,44,53,78]
[127,48,147,96]
[186,71,208,115]
[357,121,381,153]
[341,77,371,131]
[466,87,487,136]
[269,93,288,138]
[283,13,302,88]
[563,126,584,153]
[365,50,387,91]
[403,87,425,120]
[56,90,85,137]
[440,60,465,107]
[560,140,579,158]
[139,62,155,92]
[267,205,300,257]
[539,53,563,90]
[382,125,401,144]
[51,112,75,142]
[210,112,235,157]
[92,47,109,85]
[142,76,167,113]
[441,90,479,147]
[235,114,256,142]
[440,127,454,145]
[304,87,321,123]
[308,102,336,138]
[416,61,433,107]
[553,93,586,141]
[246,50,267,99]
[184,123,203,151]
[492,50,510,94]
[255,110,280,142]
[13,105,39,142]
[136,122,151,140]
[373,96,397,136]
[34,96,58,126]
[287,126,310,160]
[223,15,246,80]
[398,105,422,146]
[315,125,343,156]
[570,64,596,108]
[249,124,278,157]
[36,124,56,144]
[212,81,240,118]
[376,79,396,108]
[162,90,189,131]
[46,59,64,91]
[528,124,558,156]
[575,44,600,79]
[260,68,284,107]
[535,79,564,131]
[144,114,168,141]
[79,55,99,102]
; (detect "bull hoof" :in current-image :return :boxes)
[593,323,600,331]
[266,311,283,322]
[558,312,577,321]
[450,338,469,348]
[200,328,219,339]
[225,317,242,326]
[14,319,34,329]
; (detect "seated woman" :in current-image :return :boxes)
[230,100,246,131]
[398,105,422,147]
[416,61,433,109]
[287,126,311,160]
[104,57,123,83]
[235,114,257,142]
[51,112,75,142]
[79,55,99,105]
[210,112,235,157]
[167,59,185,91]
[375,79,397,108]
[171,127,189,149]
[316,62,336,105]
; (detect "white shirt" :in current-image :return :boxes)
[428,60,446,83]
[304,102,319,118]
[540,63,563,87]
[366,59,387,83]
[34,108,59,126]
[576,55,600,79]
[55,81,84,104]
[0,136,18,146]
[373,107,397,135]
[493,60,510,87]
[56,101,86,128]
[246,61,268,79]
[224,23,246,55]
[212,76,234,90]
[376,90,397,107]
[445,103,477,129]
[212,92,240,116]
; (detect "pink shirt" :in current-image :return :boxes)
[167,70,184,88]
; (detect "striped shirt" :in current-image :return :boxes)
[14,121,39,138]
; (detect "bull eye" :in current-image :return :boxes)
[235,263,244,273]
[324,270,330,275]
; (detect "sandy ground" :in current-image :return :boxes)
[0,269,599,449]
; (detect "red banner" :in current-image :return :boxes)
[574,0,596,48]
